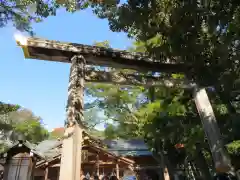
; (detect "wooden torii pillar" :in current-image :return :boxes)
[193,87,232,172]
[15,36,233,176]
[59,55,85,180]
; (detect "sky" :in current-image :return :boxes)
[0,8,132,131]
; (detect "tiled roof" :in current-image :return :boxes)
[35,138,152,160]
[36,139,61,152]
[51,127,64,134]
[0,140,45,159]
[103,139,152,156]
[104,139,148,150]
[35,139,61,158]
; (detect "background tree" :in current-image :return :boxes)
[85,39,240,178]
[0,102,20,131]
[93,0,240,115]
[8,109,49,143]
[0,102,20,114]
[90,1,240,175]
[1,0,60,35]
[104,124,118,139]
[84,106,107,129]
[0,102,20,151]
[0,103,49,152]
[1,0,119,35]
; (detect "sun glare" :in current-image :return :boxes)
[14,33,28,46]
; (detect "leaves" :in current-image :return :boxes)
[0,102,21,135]
[83,107,107,129]
[86,41,206,155]
[13,117,49,143]
[0,103,49,145]
[104,124,117,139]
[226,140,240,156]
[0,102,20,114]
[93,0,240,114]
[0,0,120,34]
[1,0,58,34]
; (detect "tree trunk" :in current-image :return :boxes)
[152,151,175,180]
[194,143,212,180]
[163,153,176,180]
[150,88,175,180]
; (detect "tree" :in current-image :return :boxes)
[0,102,20,131]
[10,110,49,143]
[83,107,107,129]
[93,40,111,48]
[1,0,119,35]
[0,105,49,145]
[1,0,59,35]
[85,39,240,178]
[104,124,118,139]
[94,0,240,115]
[0,102,21,151]
[91,2,240,175]
[0,102,20,114]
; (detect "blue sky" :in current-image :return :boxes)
[0,8,132,131]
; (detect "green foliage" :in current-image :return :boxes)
[93,40,111,48]
[226,140,240,156]
[89,1,240,170]
[86,37,240,172]
[89,129,105,138]
[127,41,146,53]
[49,128,64,139]
[94,0,240,115]
[1,0,121,35]
[141,88,206,156]
[0,102,20,114]
[0,102,21,133]
[84,107,105,128]
[13,118,49,143]
[48,126,105,140]
[0,103,49,145]
[104,124,117,139]
[1,0,60,35]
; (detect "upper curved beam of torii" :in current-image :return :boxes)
[15,35,196,88]
[15,35,188,73]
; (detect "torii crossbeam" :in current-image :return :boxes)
[15,36,233,180]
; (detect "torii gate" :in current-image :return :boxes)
[15,36,233,180]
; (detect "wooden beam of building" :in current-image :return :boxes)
[51,161,127,167]
[87,160,120,165]
[85,69,195,88]
[15,37,188,73]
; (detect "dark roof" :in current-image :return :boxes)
[104,139,148,150]
[36,139,61,152]
[35,139,152,160]
[35,140,61,158]
[103,139,152,157]
[0,140,45,159]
